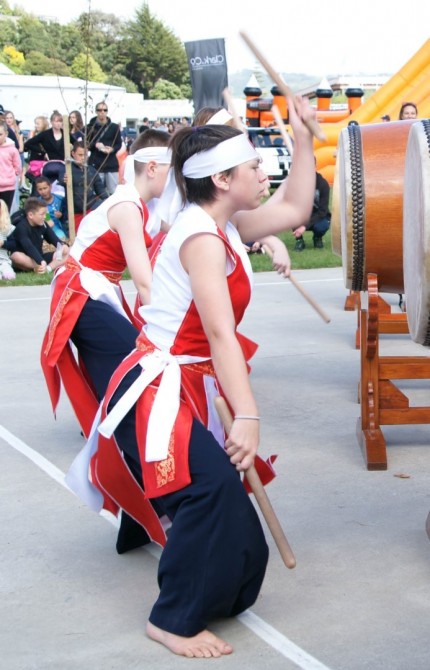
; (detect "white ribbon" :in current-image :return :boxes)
[79,266,129,320]
[123,147,172,184]
[98,349,206,462]
[64,405,105,511]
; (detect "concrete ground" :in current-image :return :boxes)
[1,267,429,670]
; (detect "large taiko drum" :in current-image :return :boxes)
[403,119,430,346]
[335,120,415,293]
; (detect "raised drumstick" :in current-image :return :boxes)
[222,87,244,132]
[271,104,294,156]
[215,396,296,569]
[239,31,326,142]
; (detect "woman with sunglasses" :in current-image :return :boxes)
[86,102,122,195]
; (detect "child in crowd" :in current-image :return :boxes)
[60,142,108,232]
[0,197,69,273]
[0,199,16,280]
[35,176,68,240]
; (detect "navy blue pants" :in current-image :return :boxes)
[70,298,139,401]
[310,215,331,238]
[110,367,269,636]
[149,419,269,636]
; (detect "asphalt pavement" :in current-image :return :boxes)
[1,267,429,670]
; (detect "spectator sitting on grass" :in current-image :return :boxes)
[0,197,69,274]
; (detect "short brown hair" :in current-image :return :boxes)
[130,129,171,176]
[24,197,46,216]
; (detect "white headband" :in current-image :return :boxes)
[123,147,172,184]
[182,133,258,179]
[206,109,233,125]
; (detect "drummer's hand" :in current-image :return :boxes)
[225,419,259,472]
[272,246,291,277]
[293,225,306,238]
[288,95,316,139]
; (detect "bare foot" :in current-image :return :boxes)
[146,621,233,658]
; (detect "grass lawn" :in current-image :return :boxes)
[248,229,342,273]
[0,229,341,288]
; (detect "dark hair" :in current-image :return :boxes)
[193,106,224,126]
[130,128,170,153]
[169,125,242,205]
[50,110,62,123]
[35,176,51,186]
[69,109,83,129]
[72,141,85,153]
[24,196,46,215]
[398,102,417,120]
[129,129,171,176]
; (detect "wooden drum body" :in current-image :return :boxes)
[335,121,415,293]
[403,120,430,346]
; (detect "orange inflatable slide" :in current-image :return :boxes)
[312,39,430,184]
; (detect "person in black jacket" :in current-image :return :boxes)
[1,197,69,273]
[293,169,331,250]
[23,110,73,161]
[85,102,122,195]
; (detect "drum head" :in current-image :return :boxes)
[403,120,430,345]
[338,128,355,289]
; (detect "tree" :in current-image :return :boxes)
[22,50,70,76]
[15,16,51,56]
[106,72,138,93]
[74,11,123,74]
[44,22,84,65]
[149,79,183,100]
[2,45,24,72]
[0,19,18,50]
[70,53,106,83]
[119,4,189,97]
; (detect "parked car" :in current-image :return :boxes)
[247,127,292,187]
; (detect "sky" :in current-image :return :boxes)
[10,0,430,79]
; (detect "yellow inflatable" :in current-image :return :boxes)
[312,39,430,184]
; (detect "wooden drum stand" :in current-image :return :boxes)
[358,273,430,470]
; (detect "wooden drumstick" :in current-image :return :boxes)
[222,87,244,132]
[262,245,331,323]
[271,104,294,156]
[214,396,296,569]
[239,31,326,142]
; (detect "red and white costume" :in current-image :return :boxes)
[41,184,151,437]
[68,204,276,547]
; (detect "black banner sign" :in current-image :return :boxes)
[184,38,229,113]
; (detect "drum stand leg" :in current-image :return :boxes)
[345,290,360,311]
[355,293,408,350]
[358,273,430,470]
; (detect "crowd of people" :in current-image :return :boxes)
[0,98,421,279]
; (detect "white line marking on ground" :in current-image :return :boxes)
[239,611,333,670]
[1,423,335,669]
[0,276,343,303]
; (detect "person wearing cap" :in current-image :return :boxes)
[71,96,316,657]
[41,129,172,441]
